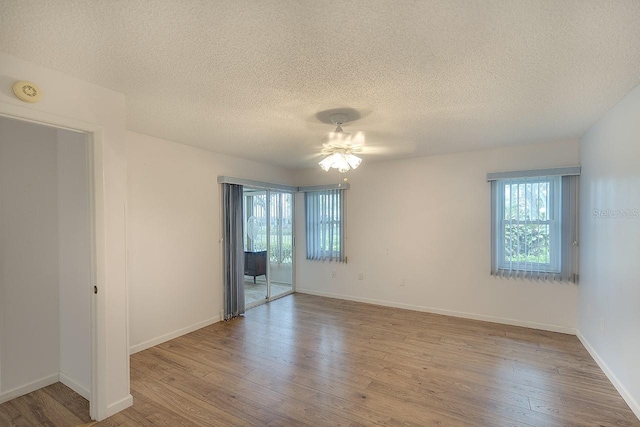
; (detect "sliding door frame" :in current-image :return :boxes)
[242,187,295,310]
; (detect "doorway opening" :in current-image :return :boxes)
[243,188,294,308]
[0,115,95,420]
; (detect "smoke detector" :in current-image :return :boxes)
[12,81,42,103]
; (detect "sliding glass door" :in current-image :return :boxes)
[269,192,293,298]
[243,189,268,305]
[243,188,294,307]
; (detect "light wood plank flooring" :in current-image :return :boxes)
[1,293,638,426]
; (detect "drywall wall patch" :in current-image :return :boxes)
[12,81,42,103]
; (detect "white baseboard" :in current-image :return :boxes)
[59,372,90,401]
[129,316,221,355]
[0,373,59,404]
[106,394,133,418]
[296,288,576,335]
[577,331,640,420]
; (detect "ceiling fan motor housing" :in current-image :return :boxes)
[329,113,348,126]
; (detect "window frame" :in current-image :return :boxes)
[495,175,561,273]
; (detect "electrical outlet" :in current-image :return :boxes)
[400,278,405,286]
[358,273,364,280]
[600,317,605,332]
[331,271,336,279]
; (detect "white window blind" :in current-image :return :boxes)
[305,189,345,262]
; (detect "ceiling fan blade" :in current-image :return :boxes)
[357,131,417,157]
[360,145,416,156]
[350,131,365,147]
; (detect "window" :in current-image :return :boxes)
[489,168,579,282]
[305,189,345,262]
[497,176,560,272]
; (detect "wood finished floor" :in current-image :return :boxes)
[1,293,638,426]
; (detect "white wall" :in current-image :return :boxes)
[57,129,92,399]
[0,52,130,419]
[577,84,640,418]
[127,131,294,353]
[0,118,60,398]
[295,140,580,333]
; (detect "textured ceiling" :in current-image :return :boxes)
[1,1,640,169]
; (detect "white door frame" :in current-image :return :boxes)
[0,102,108,420]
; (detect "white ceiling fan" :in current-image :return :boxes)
[314,108,417,173]
[318,113,364,173]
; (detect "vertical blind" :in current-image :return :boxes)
[222,183,245,319]
[305,189,345,262]
[489,168,579,283]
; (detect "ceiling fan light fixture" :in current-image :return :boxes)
[318,152,361,173]
[345,153,362,169]
[318,154,335,171]
[318,112,364,173]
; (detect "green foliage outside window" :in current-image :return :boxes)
[502,180,552,265]
[504,224,550,264]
